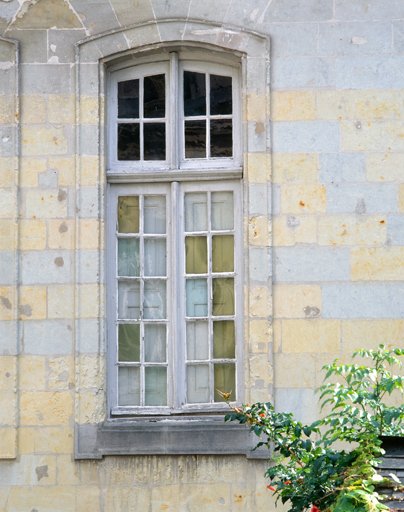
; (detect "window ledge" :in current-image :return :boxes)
[106,168,243,183]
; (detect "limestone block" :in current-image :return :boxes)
[280,184,326,214]
[49,95,75,124]
[351,247,404,280]
[248,216,269,246]
[22,320,73,355]
[78,389,105,424]
[33,427,74,454]
[249,247,271,282]
[7,485,75,512]
[19,356,46,391]
[274,284,321,319]
[78,354,104,389]
[78,284,100,318]
[80,96,99,124]
[399,184,404,212]
[275,388,319,425]
[319,152,366,182]
[353,90,401,119]
[47,285,74,319]
[249,286,271,318]
[0,219,15,251]
[0,286,14,321]
[271,91,316,121]
[21,251,72,285]
[76,486,101,512]
[388,214,404,245]
[0,95,13,124]
[367,153,404,182]
[274,353,316,388]
[48,356,74,391]
[20,391,73,426]
[0,428,17,458]
[0,356,15,391]
[273,215,317,246]
[342,320,404,353]
[21,64,74,95]
[19,220,46,250]
[316,90,355,120]
[18,427,35,454]
[0,188,14,218]
[260,0,333,22]
[49,156,74,187]
[273,319,281,353]
[249,320,271,353]
[326,183,398,213]
[272,57,335,90]
[0,158,13,187]
[79,219,100,249]
[56,454,80,485]
[21,126,68,156]
[246,153,270,184]
[282,319,341,354]
[20,157,47,187]
[263,23,317,58]
[272,152,318,184]
[110,486,150,512]
[342,120,404,152]
[335,0,404,20]
[19,286,47,320]
[272,121,339,152]
[20,95,47,124]
[81,155,99,186]
[318,215,387,246]
[0,252,14,286]
[336,56,404,90]
[25,188,68,218]
[248,184,268,216]
[48,219,75,250]
[0,391,16,424]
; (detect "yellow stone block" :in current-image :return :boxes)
[274,353,316,388]
[247,91,268,122]
[282,319,341,354]
[246,153,270,183]
[49,156,75,187]
[318,215,387,246]
[250,354,272,387]
[341,120,404,152]
[76,486,101,512]
[48,219,75,249]
[353,90,400,120]
[20,157,47,187]
[19,219,46,250]
[20,95,47,124]
[400,184,404,212]
[113,487,150,512]
[272,152,318,184]
[0,219,15,251]
[48,285,74,319]
[249,320,271,353]
[78,390,105,424]
[7,486,75,512]
[0,392,16,425]
[34,427,74,454]
[48,95,75,124]
[316,90,354,120]
[57,454,80,485]
[0,287,14,321]
[273,319,281,353]
[351,247,404,280]
[248,216,269,246]
[280,184,326,214]
[273,214,317,246]
[0,428,16,458]
[0,356,16,391]
[274,284,322,319]
[271,91,316,121]
[78,355,104,389]
[78,284,100,317]
[20,391,73,426]
[21,126,68,156]
[81,155,99,186]
[0,188,14,218]
[19,356,46,391]
[80,96,99,124]
[79,219,100,249]
[342,320,404,353]
[25,189,67,218]
[48,357,74,391]
[0,95,12,124]
[367,153,404,182]
[19,427,35,454]
[0,158,13,187]
[249,286,271,318]
[19,286,46,320]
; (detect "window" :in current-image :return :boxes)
[107,50,243,416]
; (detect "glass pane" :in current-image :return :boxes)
[118,367,140,406]
[118,196,139,234]
[186,321,209,360]
[185,120,206,159]
[144,74,165,118]
[210,119,232,158]
[145,239,166,276]
[118,123,140,160]
[118,238,140,276]
[118,323,140,362]
[213,321,235,359]
[187,364,209,403]
[212,235,234,273]
[118,79,139,118]
[214,363,235,402]
[186,279,208,317]
[144,280,166,319]
[185,236,207,274]
[211,192,234,230]
[210,75,232,116]
[184,193,208,232]
[118,281,140,320]
[184,71,206,116]
[145,324,166,362]
[212,278,234,316]
[144,196,166,234]
[144,123,166,160]
[145,367,167,406]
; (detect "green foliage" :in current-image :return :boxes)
[222,345,404,512]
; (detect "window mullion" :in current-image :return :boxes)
[169,52,179,170]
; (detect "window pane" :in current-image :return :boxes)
[186,321,209,360]
[144,123,166,160]
[210,119,232,158]
[144,280,166,319]
[118,123,140,160]
[144,196,166,234]
[185,236,207,274]
[214,363,235,402]
[184,71,206,116]
[118,323,140,362]
[144,239,166,276]
[213,321,235,359]
[185,120,206,159]
[118,196,139,234]
[184,193,207,232]
[186,279,207,317]
[211,192,234,230]
[118,79,139,118]
[144,324,166,362]
[212,235,234,273]
[210,75,232,115]
[144,74,165,118]
[145,367,167,406]
[118,367,140,406]
[118,238,140,276]
[118,281,140,320]
[212,278,234,316]
[187,364,209,403]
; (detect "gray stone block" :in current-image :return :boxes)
[249,247,271,282]
[0,127,14,158]
[0,322,16,355]
[261,0,333,22]
[7,29,47,63]
[275,388,319,425]
[69,0,120,35]
[48,29,86,64]
[78,124,99,156]
[20,63,74,94]
[394,21,404,53]
[266,23,318,58]
[387,214,404,245]
[22,320,73,355]
[75,318,101,354]
[272,185,281,215]
[150,0,190,20]
[319,153,366,183]
[336,56,404,89]
[21,251,72,285]
[272,57,335,89]
[326,183,398,213]
[272,122,340,153]
[77,250,100,283]
[0,252,15,286]
[223,0,268,28]
[77,187,100,218]
[249,184,268,216]
[335,0,404,21]
[77,63,99,96]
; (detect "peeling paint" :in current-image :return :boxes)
[19,304,33,316]
[57,189,67,202]
[0,296,12,310]
[303,306,320,318]
[35,465,48,481]
[54,257,64,267]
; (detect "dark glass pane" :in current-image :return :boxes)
[210,75,232,115]
[210,119,232,158]
[118,79,139,118]
[144,74,165,118]
[185,120,206,159]
[184,71,206,116]
[144,123,166,160]
[118,323,140,362]
[118,123,140,160]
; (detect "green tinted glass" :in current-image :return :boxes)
[212,278,234,316]
[212,235,234,273]
[118,196,139,233]
[213,321,235,359]
[118,324,140,362]
[185,236,207,274]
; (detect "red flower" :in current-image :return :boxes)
[284,480,291,485]
[311,506,320,512]
[260,413,265,417]
[267,485,276,491]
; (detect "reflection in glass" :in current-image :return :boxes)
[144,123,166,160]
[118,367,140,406]
[144,324,166,362]
[186,321,209,360]
[145,367,167,406]
[144,280,166,319]
[212,235,234,273]
[186,279,208,317]
[184,71,206,116]
[144,239,166,277]
[118,79,139,118]
[213,321,235,359]
[214,363,235,402]
[118,196,139,233]
[211,192,234,230]
[118,123,140,160]
[144,196,166,234]
[210,74,232,116]
[185,120,206,159]
[118,323,140,362]
[185,236,207,274]
[187,364,209,403]
[144,74,165,118]
[184,193,208,232]
[210,119,232,158]
[212,278,234,316]
[118,281,140,320]
[118,238,140,276]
